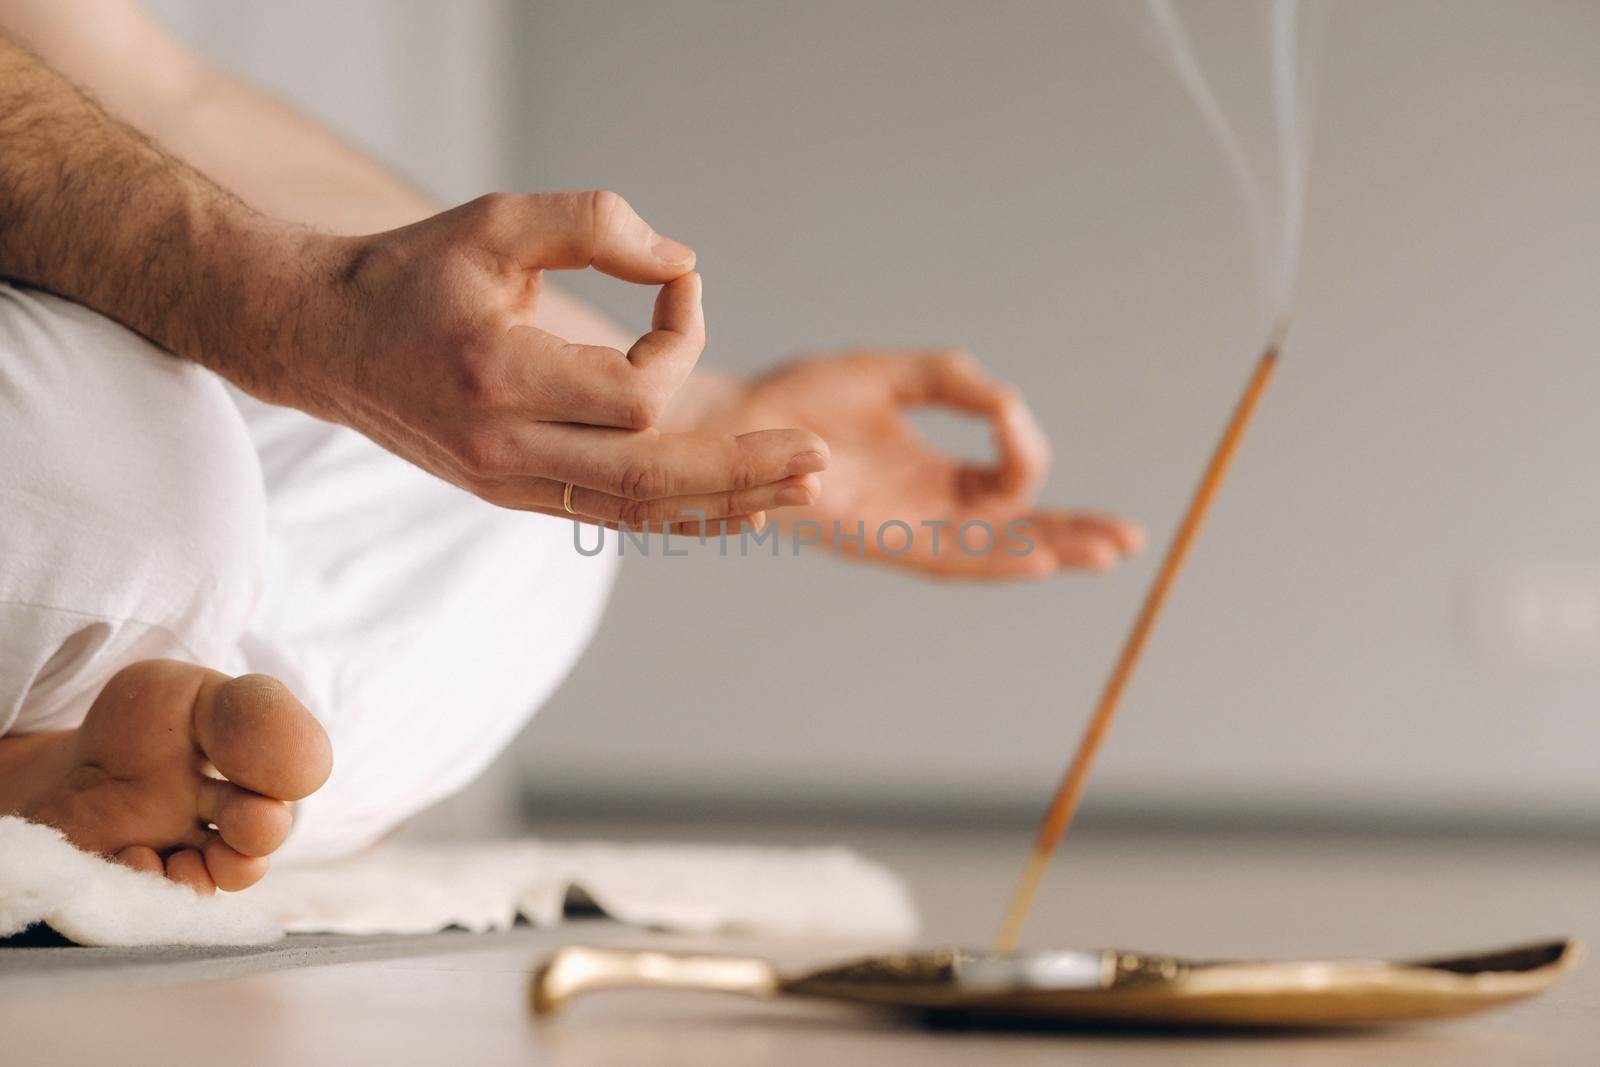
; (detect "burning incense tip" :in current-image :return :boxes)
[995,344,1280,955]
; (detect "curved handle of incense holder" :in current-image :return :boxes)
[530,939,1580,1029]
[533,946,779,1015]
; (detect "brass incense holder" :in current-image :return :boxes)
[531,939,1577,1029]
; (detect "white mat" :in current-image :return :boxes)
[0,817,919,947]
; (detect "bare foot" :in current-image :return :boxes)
[0,659,331,894]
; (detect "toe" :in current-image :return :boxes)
[115,845,163,876]
[165,849,216,895]
[202,836,270,892]
[193,673,333,802]
[198,778,293,857]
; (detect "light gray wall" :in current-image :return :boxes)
[152,1,1600,825]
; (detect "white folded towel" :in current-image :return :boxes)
[0,816,919,947]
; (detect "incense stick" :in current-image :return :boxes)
[994,343,1280,954]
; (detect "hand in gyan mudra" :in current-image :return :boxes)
[698,349,1143,579]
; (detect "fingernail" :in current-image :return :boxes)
[775,485,812,506]
[785,450,826,477]
[652,233,694,266]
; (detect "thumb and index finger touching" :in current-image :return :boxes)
[881,348,1146,574]
[487,189,709,423]
[478,190,829,497]
[880,348,1053,505]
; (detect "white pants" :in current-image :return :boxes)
[0,284,617,860]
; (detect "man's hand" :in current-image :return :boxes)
[697,349,1143,579]
[281,191,826,529]
[0,37,825,529]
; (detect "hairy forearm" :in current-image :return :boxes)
[0,10,735,434]
[0,35,330,402]
[12,5,741,407]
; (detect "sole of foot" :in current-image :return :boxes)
[8,659,332,894]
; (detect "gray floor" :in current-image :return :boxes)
[4,818,1597,1065]
[0,927,551,996]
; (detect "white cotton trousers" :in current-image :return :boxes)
[0,284,617,860]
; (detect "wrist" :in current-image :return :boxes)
[185,207,361,414]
